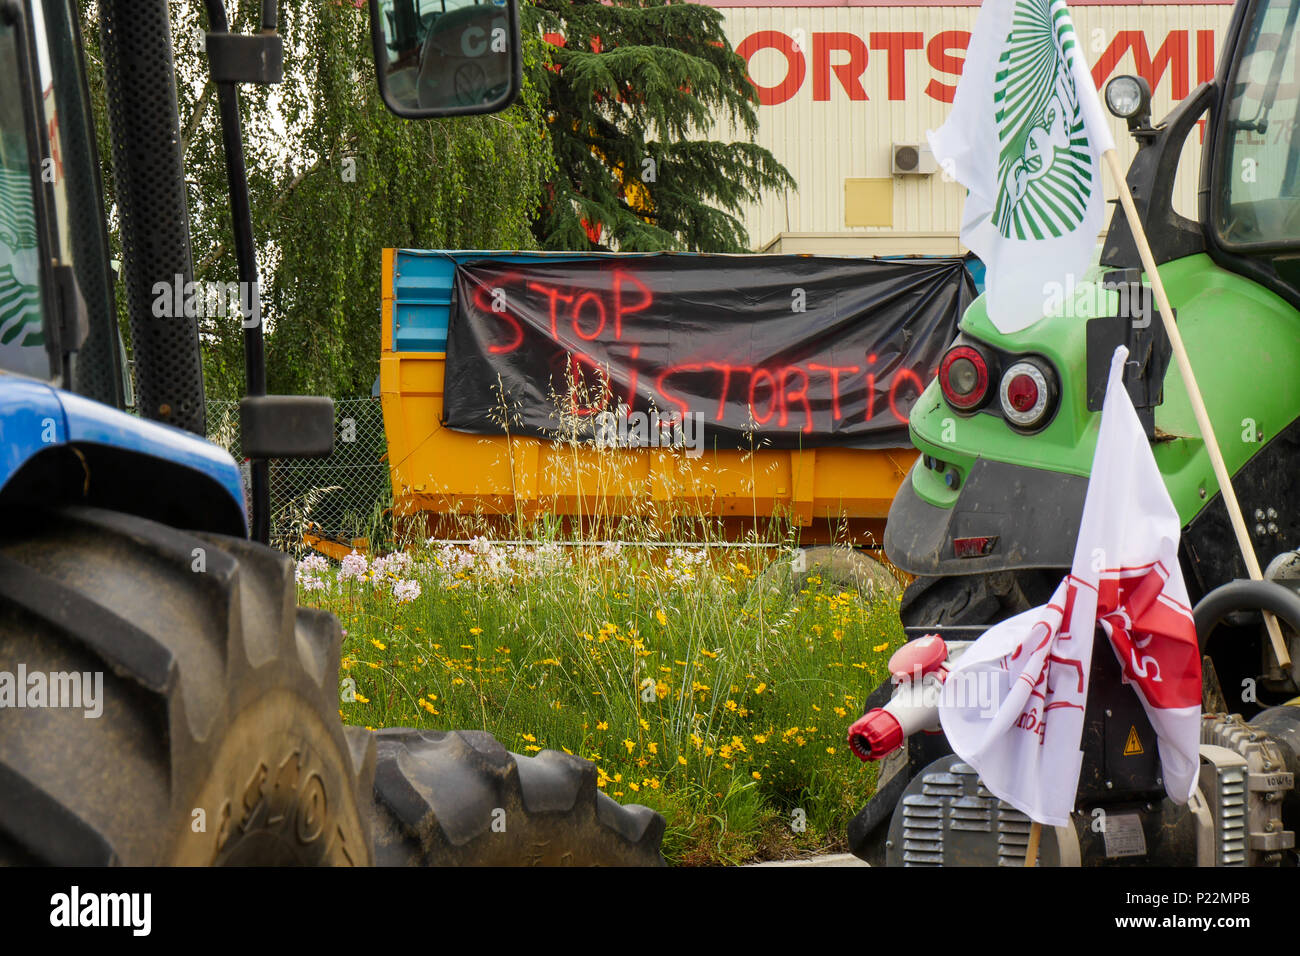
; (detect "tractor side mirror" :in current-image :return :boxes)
[368,0,521,118]
[240,396,336,459]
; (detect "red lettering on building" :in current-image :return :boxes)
[736,30,806,106]
[737,27,1210,105]
[869,31,923,101]
[1091,30,1190,100]
[813,32,870,101]
[924,31,970,104]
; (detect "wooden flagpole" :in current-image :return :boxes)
[1025,821,1042,867]
[1101,149,1290,669]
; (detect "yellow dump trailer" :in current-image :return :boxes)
[379,248,935,545]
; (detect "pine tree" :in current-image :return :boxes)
[527,0,794,253]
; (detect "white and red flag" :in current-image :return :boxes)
[937,346,1202,825]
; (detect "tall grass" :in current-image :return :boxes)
[298,534,902,865]
[291,384,904,863]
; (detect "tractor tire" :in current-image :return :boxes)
[0,506,374,865]
[368,727,666,866]
[898,570,1057,630]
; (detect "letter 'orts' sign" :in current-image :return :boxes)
[444,254,974,449]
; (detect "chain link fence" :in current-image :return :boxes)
[206,397,391,550]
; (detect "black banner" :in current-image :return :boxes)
[444,254,973,450]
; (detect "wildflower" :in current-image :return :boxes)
[596,721,609,731]
[655,609,668,626]
[751,770,762,780]
[393,579,421,604]
[647,742,658,755]
[725,699,738,712]
[677,755,687,766]
[524,745,541,752]
[520,733,537,743]
[826,747,837,755]
[353,693,369,704]
[419,699,439,715]
[639,718,650,731]
[754,682,767,694]
[872,642,891,653]
[623,739,636,754]
[296,553,328,576]
[370,638,386,650]
[470,627,483,636]
[339,550,368,581]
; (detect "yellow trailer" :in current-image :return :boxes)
[379,248,921,545]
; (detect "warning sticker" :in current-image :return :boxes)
[1123,725,1144,756]
[1103,812,1148,858]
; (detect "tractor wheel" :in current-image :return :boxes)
[0,506,374,865]
[368,727,666,866]
[899,570,1057,630]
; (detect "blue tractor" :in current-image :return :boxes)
[0,0,663,866]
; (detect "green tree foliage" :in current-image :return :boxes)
[527,0,794,253]
[80,0,553,400]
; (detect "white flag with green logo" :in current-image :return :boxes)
[929,0,1115,334]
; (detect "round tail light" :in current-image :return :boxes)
[999,360,1055,429]
[938,345,990,411]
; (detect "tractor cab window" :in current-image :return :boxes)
[1215,0,1300,248]
[0,0,122,399]
[0,15,49,379]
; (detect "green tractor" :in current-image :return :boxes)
[850,0,1300,865]
[0,0,663,866]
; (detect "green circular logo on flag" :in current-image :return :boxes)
[992,0,1093,241]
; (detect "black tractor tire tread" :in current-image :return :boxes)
[368,727,666,866]
[0,506,374,865]
[899,571,1054,630]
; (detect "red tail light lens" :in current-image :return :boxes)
[938,345,990,411]
[999,360,1054,429]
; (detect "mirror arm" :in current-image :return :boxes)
[203,0,279,542]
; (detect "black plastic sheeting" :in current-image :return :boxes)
[443,254,974,450]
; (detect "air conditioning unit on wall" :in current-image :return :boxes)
[892,143,937,176]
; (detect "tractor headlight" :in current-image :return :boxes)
[1105,75,1151,125]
